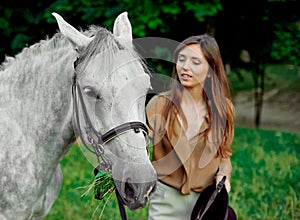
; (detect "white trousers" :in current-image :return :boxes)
[148,181,200,220]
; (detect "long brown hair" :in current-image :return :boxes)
[162,34,234,158]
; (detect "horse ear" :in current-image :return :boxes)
[52,12,93,49]
[113,12,133,47]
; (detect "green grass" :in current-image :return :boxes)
[44,127,300,220]
[230,128,300,220]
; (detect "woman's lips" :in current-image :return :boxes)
[181,73,192,80]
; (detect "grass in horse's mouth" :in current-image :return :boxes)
[93,169,115,200]
[78,168,116,219]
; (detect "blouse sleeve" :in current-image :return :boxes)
[146,96,157,139]
[146,95,166,139]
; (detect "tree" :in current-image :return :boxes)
[215,0,299,128]
[0,0,54,61]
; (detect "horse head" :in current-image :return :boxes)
[52,12,157,210]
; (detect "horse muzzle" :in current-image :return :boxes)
[114,179,157,210]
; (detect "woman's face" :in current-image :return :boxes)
[176,43,209,89]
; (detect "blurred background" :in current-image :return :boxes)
[1,0,299,219]
[1,0,299,131]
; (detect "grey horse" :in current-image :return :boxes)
[0,12,156,219]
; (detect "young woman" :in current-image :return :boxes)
[147,34,234,220]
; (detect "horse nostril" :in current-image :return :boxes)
[125,182,135,200]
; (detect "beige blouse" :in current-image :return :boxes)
[146,92,233,194]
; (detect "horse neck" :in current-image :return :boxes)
[0,35,77,160]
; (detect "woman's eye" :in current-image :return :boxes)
[178,55,185,62]
[193,59,201,65]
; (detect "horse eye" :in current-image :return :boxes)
[83,86,101,99]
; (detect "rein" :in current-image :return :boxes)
[71,62,150,220]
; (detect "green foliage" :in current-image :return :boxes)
[271,22,300,65]
[43,0,221,38]
[45,128,300,219]
[0,2,53,60]
[184,0,222,22]
[1,0,299,68]
[10,34,32,52]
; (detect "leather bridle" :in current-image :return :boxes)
[72,69,150,165]
[71,60,151,220]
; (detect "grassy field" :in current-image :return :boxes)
[45,127,300,220]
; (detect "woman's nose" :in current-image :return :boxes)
[183,61,191,70]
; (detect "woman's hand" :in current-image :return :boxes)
[217,158,232,192]
[216,174,231,192]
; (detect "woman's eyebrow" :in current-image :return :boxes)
[179,52,201,59]
[192,56,201,59]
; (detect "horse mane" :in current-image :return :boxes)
[0,25,100,71]
[0,34,63,71]
[0,25,151,79]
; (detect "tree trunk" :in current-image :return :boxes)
[254,62,265,128]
